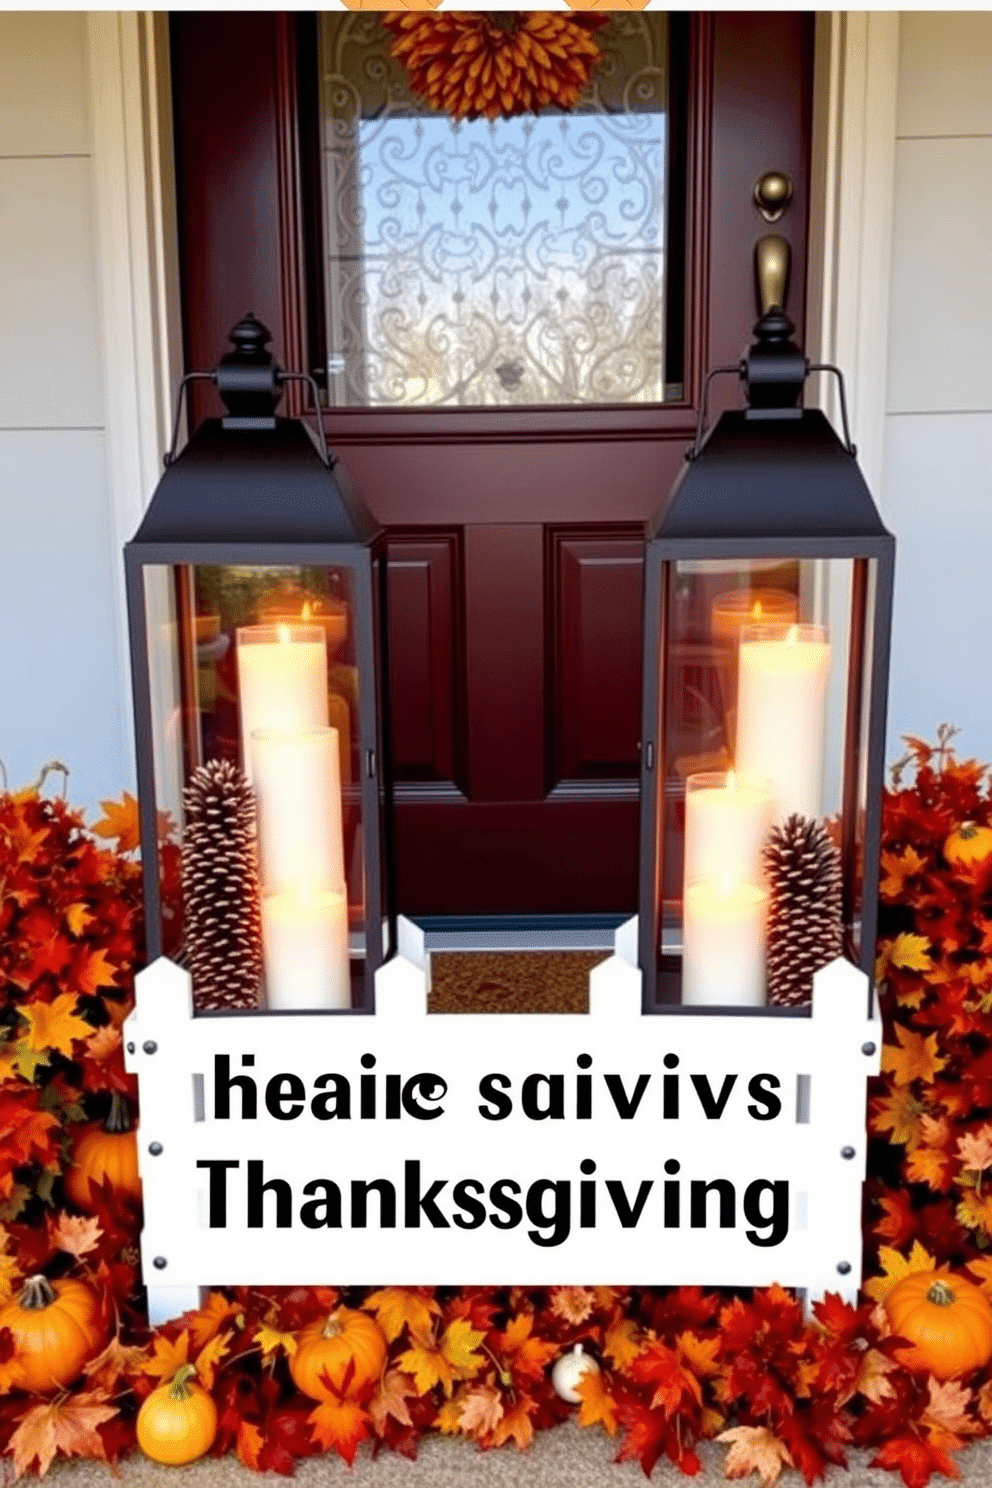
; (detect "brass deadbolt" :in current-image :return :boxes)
[753,170,793,223]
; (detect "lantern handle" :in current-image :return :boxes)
[806,363,858,458]
[687,364,743,461]
[687,360,858,461]
[163,372,217,469]
[278,372,333,469]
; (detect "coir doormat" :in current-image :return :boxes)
[427,950,609,1015]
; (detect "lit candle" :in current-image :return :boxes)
[261,886,351,1011]
[259,598,348,657]
[682,881,768,1007]
[735,622,830,824]
[684,771,773,889]
[711,589,798,653]
[236,624,328,782]
[251,727,345,892]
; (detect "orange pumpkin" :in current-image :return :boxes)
[0,1274,107,1394]
[64,1094,141,1211]
[944,821,992,871]
[290,1306,387,1402]
[885,1270,992,1379]
[136,1364,217,1465]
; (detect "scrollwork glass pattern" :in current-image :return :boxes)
[319,15,670,408]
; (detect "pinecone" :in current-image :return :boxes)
[182,759,262,1012]
[763,814,843,1008]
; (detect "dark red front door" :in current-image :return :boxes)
[170,11,814,919]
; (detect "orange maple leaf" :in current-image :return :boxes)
[457,1382,505,1440]
[922,1377,980,1443]
[235,1419,264,1471]
[871,1088,925,1150]
[368,1369,417,1434]
[362,1286,440,1344]
[91,794,141,854]
[718,1425,794,1488]
[955,1188,992,1236]
[141,1329,190,1381]
[83,1336,151,1394]
[47,1211,102,1259]
[307,1398,370,1466]
[9,1390,117,1478]
[497,1312,558,1384]
[489,1395,536,1450]
[880,846,928,899]
[956,1127,992,1173]
[576,1367,618,1435]
[194,1329,232,1391]
[856,1348,899,1405]
[185,1290,241,1350]
[72,947,120,997]
[890,932,933,972]
[21,994,92,1057]
[676,1330,724,1379]
[603,1316,642,1372]
[881,1025,947,1087]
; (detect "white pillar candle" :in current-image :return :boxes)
[236,624,329,782]
[261,886,351,1011]
[251,727,345,893]
[682,882,768,1007]
[735,623,830,824]
[684,772,773,888]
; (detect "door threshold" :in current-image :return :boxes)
[412,913,628,953]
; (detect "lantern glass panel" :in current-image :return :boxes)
[653,552,880,1007]
[140,561,369,1006]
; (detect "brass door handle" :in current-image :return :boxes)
[755,233,790,315]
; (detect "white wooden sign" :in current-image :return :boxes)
[123,918,881,1325]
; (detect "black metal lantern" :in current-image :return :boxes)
[638,309,895,1014]
[125,315,392,1012]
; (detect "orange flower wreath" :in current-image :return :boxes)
[383,12,609,122]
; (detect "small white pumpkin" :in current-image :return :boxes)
[551,1342,600,1403]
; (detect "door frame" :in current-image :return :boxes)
[94,8,900,773]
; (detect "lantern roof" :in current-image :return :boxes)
[130,418,379,550]
[648,408,891,546]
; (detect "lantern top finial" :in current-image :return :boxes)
[216,312,283,426]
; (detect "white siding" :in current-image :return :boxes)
[0,13,129,811]
[884,14,992,761]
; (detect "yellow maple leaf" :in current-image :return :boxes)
[255,1324,297,1359]
[676,1330,724,1379]
[21,994,92,1058]
[434,1396,464,1435]
[881,1025,947,1087]
[871,1088,925,1149]
[718,1425,794,1488]
[91,794,141,854]
[397,1318,485,1398]
[576,1368,618,1435]
[363,1286,440,1344]
[603,1316,642,1371]
[863,1243,936,1304]
[890,933,933,972]
[141,1329,190,1381]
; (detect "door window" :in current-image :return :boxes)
[315,14,684,409]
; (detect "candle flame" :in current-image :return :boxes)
[751,600,763,619]
[301,601,312,621]
[786,623,799,645]
[277,624,290,645]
